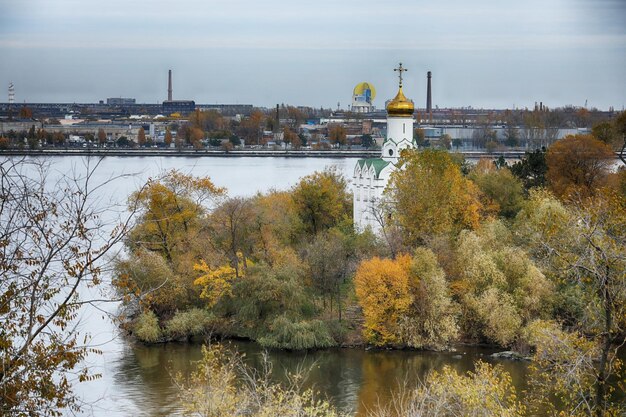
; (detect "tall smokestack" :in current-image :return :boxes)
[426,71,432,121]
[168,70,173,101]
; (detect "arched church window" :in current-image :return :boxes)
[389,149,393,156]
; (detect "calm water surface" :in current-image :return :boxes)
[9,156,531,416]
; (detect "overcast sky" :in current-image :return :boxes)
[1,0,625,110]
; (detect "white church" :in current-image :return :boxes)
[353,63,416,231]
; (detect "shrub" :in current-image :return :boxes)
[257,315,335,350]
[165,308,215,340]
[133,310,162,343]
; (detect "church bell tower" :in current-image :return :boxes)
[382,63,415,162]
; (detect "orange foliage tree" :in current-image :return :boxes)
[546,134,614,199]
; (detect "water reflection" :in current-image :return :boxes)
[114,339,530,416]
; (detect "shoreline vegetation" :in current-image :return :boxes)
[112,133,626,415]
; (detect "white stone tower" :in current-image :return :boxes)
[353,63,416,232]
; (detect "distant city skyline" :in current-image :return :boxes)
[1,0,625,110]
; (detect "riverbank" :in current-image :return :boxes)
[0,147,531,158]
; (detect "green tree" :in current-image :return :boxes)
[439,133,452,150]
[361,134,374,148]
[414,128,426,147]
[291,168,352,235]
[304,229,348,318]
[470,167,525,218]
[510,148,547,190]
[592,120,617,145]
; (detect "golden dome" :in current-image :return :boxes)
[386,87,414,117]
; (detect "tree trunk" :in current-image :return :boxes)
[594,268,612,417]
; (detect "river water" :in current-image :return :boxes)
[10,156,530,416]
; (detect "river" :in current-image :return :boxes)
[10,156,531,416]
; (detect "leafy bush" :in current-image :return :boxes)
[165,308,215,340]
[133,310,162,343]
[257,315,335,350]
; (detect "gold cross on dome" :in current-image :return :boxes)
[394,63,407,88]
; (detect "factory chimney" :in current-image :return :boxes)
[426,71,432,122]
[168,70,173,101]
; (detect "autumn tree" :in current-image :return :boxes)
[208,197,256,277]
[246,191,303,265]
[194,259,242,308]
[237,110,264,146]
[354,255,413,346]
[0,157,132,416]
[386,149,484,246]
[282,126,299,148]
[470,164,525,218]
[546,134,614,199]
[303,229,349,317]
[355,249,457,349]
[114,249,189,317]
[18,106,32,119]
[97,128,107,146]
[137,127,147,146]
[127,170,225,264]
[52,131,65,146]
[592,120,617,145]
[515,190,626,415]
[164,128,173,147]
[414,128,426,147]
[451,221,553,346]
[399,248,458,350]
[291,168,352,235]
[328,124,346,147]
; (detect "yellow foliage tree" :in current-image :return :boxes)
[128,170,225,264]
[194,255,251,308]
[354,255,413,346]
[194,261,237,308]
